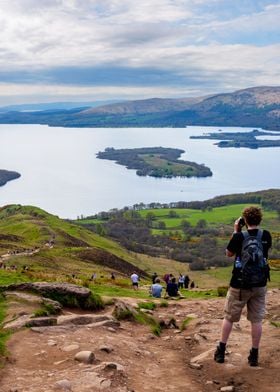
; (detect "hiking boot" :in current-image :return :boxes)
[248,349,258,367]
[214,345,225,363]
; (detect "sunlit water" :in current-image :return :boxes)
[0,124,279,218]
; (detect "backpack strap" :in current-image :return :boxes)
[256,229,263,240]
[241,231,249,241]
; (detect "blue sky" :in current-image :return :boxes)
[0,0,279,105]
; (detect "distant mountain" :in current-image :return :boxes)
[0,86,279,130]
[81,96,208,115]
[0,100,119,113]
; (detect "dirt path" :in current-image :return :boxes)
[0,290,279,392]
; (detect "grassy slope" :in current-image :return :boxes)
[0,204,279,291]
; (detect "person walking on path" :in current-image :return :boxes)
[214,206,272,367]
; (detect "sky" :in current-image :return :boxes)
[0,0,279,105]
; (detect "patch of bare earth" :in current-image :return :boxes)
[0,289,279,392]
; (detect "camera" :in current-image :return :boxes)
[238,217,245,227]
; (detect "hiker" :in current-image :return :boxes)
[163,273,170,285]
[178,273,185,289]
[190,281,195,289]
[130,272,139,290]
[184,275,190,288]
[152,272,158,284]
[165,277,183,298]
[150,278,163,298]
[214,206,272,367]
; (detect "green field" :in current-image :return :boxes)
[139,204,280,234]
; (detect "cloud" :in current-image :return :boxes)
[0,0,279,103]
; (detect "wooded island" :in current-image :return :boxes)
[97,147,212,178]
[0,170,21,187]
[190,129,280,149]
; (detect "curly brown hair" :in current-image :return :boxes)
[242,206,262,226]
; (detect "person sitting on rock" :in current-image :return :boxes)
[165,277,184,298]
[150,278,163,298]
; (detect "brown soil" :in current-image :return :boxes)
[0,289,279,392]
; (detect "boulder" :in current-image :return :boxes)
[74,351,95,364]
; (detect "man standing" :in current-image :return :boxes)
[214,206,272,366]
[130,272,139,290]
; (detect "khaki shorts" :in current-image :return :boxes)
[224,286,266,323]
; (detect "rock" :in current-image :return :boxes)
[189,362,203,370]
[100,346,114,353]
[3,315,32,330]
[88,320,120,329]
[57,314,112,326]
[112,300,138,320]
[62,344,80,352]
[2,282,93,309]
[100,379,112,389]
[190,348,214,363]
[107,327,117,333]
[25,317,57,327]
[48,339,57,346]
[54,379,72,390]
[103,362,124,371]
[220,387,234,392]
[74,351,95,364]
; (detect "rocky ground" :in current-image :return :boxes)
[0,288,279,392]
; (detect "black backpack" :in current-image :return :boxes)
[240,230,267,288]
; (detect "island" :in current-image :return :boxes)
[96,147,212,178]
[190,129,280,149]
[0,169,21,187]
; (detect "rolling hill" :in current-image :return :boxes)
[0,86,279,130]
[0,204,149,280]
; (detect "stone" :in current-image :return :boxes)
[189,362,203,370]
[74,351,95,364]
[48,340,57,346]
[190,348,214,363]
[57,314,112,326]
[62,344,80,352]
[54,379,72,390]
[100,346,114,353]
[25,317,57,327]
[220,387,234,392]
[103,362,124,371]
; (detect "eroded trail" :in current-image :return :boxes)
[0,290,279,392]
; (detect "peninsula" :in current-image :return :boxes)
[0,170,21,187]
[190,129,280,149]
[96,147,212,178]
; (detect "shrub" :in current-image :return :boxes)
[138,302,156,310]
[217,286,228,297]
[180,317,194,331]
[159,300,168,308]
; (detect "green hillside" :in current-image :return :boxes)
[0,201,279,295]
[0,204,151,282]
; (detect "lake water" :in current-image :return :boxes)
[0,124,279,219]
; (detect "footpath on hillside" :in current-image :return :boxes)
[0,288,279,392]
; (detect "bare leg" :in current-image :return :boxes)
[251,322,262,348]
[221,318,233,344]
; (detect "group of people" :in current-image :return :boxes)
[149,272,195,299]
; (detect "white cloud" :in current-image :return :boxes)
[0,0,279,103]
